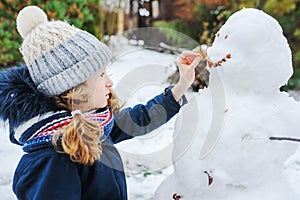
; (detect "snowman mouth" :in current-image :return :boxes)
[208,53,231,68]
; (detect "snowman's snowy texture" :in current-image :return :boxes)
[155,8,300,200]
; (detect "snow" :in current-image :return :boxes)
[2,9,300,200]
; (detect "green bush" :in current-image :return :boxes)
[152,19,198,49]
[153,19,195,39]
[0,0,101,68]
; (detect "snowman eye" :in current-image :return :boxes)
[100,72,106,77]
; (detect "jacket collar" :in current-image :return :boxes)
[0,65,62,144]
[21,109,114,153]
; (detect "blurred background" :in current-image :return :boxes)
[1,0,300,89]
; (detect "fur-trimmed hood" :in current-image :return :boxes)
[0,65,62,144]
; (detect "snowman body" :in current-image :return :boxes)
[155,8,300,200]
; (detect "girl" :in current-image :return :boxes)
[0,6,201,200]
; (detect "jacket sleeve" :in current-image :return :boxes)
[13,150,81,200]
[110,86,187,143]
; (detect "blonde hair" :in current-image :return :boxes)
[52,83,123,165]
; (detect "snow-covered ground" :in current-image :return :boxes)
[0,124,23,200]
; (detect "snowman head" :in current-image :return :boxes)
[207,8,292,93]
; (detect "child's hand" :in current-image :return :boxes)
[172,51,202,101]
[176,51,202,86]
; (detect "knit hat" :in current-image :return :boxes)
[16,6,112,96]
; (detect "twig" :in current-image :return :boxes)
[269,136,300,142]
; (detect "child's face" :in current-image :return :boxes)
[85,67,113,110]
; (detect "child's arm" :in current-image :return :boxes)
[110,51,202,143]
[111,86,184,143]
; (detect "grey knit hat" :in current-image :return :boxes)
[16,6,112,96]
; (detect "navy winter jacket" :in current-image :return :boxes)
[0,66,185,200]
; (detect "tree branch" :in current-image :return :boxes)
[269,136,300,142]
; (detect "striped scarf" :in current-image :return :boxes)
[22,109,114,153]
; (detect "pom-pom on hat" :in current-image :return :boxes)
[16,6,112,96]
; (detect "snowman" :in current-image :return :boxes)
[155,8,300,200]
